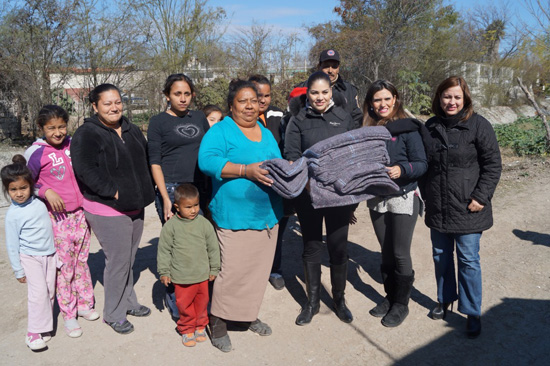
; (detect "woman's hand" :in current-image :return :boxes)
[44,189,66,212]
[163,196,174,222]
[468,199,484,212]
[386,165,402,180]
[114,191,119,200]
[160,275,171,287]
[209,275,217,281]
[17,276,26,283]
[245,162,274,186]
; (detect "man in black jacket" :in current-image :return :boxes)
[297,49,363,128]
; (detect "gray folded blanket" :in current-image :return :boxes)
[308,155,388,185]
[309,175,400,209]
[333,165,390,194]
[303,126,391,158]
[262,126,399,208]
[314,140,388,165]
[261,157,308,199]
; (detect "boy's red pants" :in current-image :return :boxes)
[174,280,209,334]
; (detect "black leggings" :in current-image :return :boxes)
[294,192,353,265]
[369,196,420,276]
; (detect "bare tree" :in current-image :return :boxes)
[309,0,460,96]
[517,77,550,147]
[0,0,77,137]
[128,0,226,75]
[67,0,158,125]
[71,0,152,87]
[466,3,513,62]
[230,22,273,77]
[272,32,301,82]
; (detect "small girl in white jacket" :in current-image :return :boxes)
[2,155,56,351]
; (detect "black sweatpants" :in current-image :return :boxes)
[369,196,420,276]
[294,191,354,265]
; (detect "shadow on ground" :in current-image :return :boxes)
[280,216,433,316]
[395,298,550,366]
[512,229,550,247]
[87,237,165,313]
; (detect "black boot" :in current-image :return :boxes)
[369,265,393,318]
[331,262,353,323]
[466,315,481,339]
[381,271,414,327]
[295,261,321,326]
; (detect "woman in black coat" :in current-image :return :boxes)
[363,80,427,328]
[423,76,501,338]
[284,71,356,326]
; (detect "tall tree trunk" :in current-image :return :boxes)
[517,77,550,148]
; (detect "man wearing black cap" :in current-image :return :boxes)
[296,49,363,128]
[318,49,363,128]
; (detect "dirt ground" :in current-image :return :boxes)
[0,152,549,366]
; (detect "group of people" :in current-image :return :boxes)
[2,48,501,353]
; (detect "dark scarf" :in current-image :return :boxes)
[440,109,467,129]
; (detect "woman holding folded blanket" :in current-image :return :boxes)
[363,80,427,327]
[284,71,356,325]
[198,79,283,352]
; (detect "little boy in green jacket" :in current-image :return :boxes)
[157,183,220,347]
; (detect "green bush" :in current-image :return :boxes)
[130,111,155,126]
[494,117,549,156]
[396,70,432,115]
[195,78,231,111]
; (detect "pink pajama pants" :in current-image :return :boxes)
[50,209,94,320]
[20,253,56,333]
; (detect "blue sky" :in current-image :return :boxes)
[208,0,338,30]
[208,0,339,50]
[208,0,541,46]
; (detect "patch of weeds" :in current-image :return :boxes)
[494,117,549,156]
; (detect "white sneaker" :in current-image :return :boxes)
[78,309,100,321]
[64,318,83,338]
[26,333,47,351]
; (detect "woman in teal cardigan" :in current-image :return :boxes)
[198,79,282,353]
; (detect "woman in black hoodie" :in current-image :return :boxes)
[71,84,155,335]
[284,71,356,326]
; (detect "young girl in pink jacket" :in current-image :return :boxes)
[24,105,99,338]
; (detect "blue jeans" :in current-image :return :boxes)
[431,229,482,316]
[154,182,178,225]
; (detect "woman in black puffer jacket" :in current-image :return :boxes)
[423,76,501,339]
[363,80,427,328]
[284,71,356,326]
